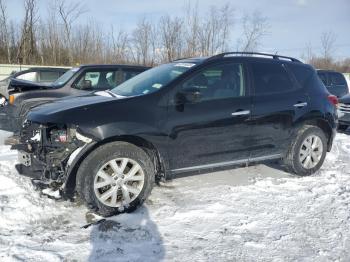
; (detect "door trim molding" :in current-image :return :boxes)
[169,153,282,174]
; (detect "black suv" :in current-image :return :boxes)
[338,94,350,131]
[13,53,338,216]
[0,64,149,132]
[317,70,349,98]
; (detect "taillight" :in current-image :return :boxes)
[327,95,338,107]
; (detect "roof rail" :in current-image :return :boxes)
[171,57,193,62]
[207,52,302,63]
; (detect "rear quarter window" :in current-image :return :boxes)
[316,72,328,86]
[288,64,314,88]
[251,62,295,95]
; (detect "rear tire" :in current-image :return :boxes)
[76,141,154,217]
[283,125,327,176]
[338,124,348,131]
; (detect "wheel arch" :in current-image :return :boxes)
[295,117,335,152]
[63,135,164,196]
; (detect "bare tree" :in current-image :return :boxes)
[17,0,39,64]
[159,15,184,62]
[301,42,314,63]
[56,0,87,64]
[320,31,336,60]
[183,1,200,57]
[197,4,234,56]
[110,26,130,63]
[131,18,157,66]
[0,0,11,63]
[239,11,269,52]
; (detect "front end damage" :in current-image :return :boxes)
[12,120,95,197]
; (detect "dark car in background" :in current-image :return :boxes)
[0,64,150,132]
[0,67,69,100]
[13,52,338,217]
[317,70,349,98]
[338,94,350,131]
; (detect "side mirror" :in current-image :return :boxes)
[81,80,92,90]
[176,88,202,104]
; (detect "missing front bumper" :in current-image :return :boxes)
[15,164,42,179]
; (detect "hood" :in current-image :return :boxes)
[27,91,126,125]
[9,78,52,91]
[339,93,350,103]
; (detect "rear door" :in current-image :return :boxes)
[249,61,310,159]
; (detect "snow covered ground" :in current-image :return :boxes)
[1,130,350,262]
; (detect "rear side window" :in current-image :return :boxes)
[288,64,314,88]
[16,71,37,82]
[317,72,328,86]
[74,70,114,90]
[330,73,346,86]
[39,71,60,82]
[251,62,294,95]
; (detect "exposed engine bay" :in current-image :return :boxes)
[12,120,93,193]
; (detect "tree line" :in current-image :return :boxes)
[0,0,269,66]
[0,0,348,72]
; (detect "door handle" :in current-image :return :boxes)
[231,110,250,116]
[293,102,308,108]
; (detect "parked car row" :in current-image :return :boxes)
[2,52,340,217]
[0,64,150,133]
[0,67,69,100]
[316,70,350,130]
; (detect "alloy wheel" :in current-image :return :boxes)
[299,135,324,169]
[93,158,145,207]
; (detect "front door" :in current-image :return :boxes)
[165,61,253,172]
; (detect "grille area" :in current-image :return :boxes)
[339,103,350,113]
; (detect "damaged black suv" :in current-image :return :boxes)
[13,52,338,216]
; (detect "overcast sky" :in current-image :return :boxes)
[5,0,350,59]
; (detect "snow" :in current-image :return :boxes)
[1,129,350,261]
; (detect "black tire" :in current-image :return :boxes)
[283,125,327,176]
[76,141,154,217]
[338,124,348,131]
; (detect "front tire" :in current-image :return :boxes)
[76,141,154,217]
[283,125,327,176]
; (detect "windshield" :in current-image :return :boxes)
[111,62,197,97]
[52,67,79,86]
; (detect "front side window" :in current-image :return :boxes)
[180,63,245,101]
[111,62,197,97]
[74,70,117,90]
[251,62,295,95]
